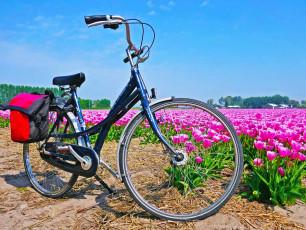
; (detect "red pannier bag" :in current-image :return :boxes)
[1,93,51,143]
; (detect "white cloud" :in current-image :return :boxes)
[77,34,88,39]
[160,1,175,10]
[52,30,65,37]
[169,1,175,6]
[159,5,170,10]
[149,11,156,15]
[0,40,128,102]
[34,16,44,21]
[201,1,208,7]
[147,1,154,7]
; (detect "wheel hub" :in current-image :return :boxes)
[172,150,188,166]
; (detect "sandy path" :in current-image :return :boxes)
[0,127,305,229]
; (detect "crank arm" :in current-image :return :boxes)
[68,145,92,170]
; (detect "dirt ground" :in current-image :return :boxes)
[0,127,305,230]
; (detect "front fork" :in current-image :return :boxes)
[132,67,176,155]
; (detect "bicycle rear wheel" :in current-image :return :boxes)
[23,107,82,198]
[119,98,243,221]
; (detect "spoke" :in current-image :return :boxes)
[197,152,234,156]
[177,166,211,207]
[189,160,229,192]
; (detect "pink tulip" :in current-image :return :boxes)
[221,135,230,142]
[291,141,301,152]
[203,139,212,149]
[185,141,192,147]
[253,158,262,166]
[195,135,204,142]
[192,128,202,138]
[278,167,285,176]
[199,127,206,133]
[195,157,203,163]
[278,147,290,158]
[207,129,217,138]
[254,140,266,150]
[255,113,262,120]
[289,151,299,160]
[186,144,195,153]
[213,135,221,142]
[174,127,181,132]
[265,145,274,151]
[298,153,306,161]
[179,134,189,143]
[267,151,276,161]
[171,136,179,144]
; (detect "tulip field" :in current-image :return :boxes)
[0,108,305,207]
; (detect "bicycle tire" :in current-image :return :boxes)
[119,98,243,221]
[23,107,82,198]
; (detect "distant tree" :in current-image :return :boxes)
[96,99,111,108]
[0,83,61,104]
[290,100,299,108]
[218,97,225,106]
[79,98,93,109]
[207,98,214,105]
[224,96,232,107]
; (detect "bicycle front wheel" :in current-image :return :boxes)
[119,98,243,221]
[23,107,82,198]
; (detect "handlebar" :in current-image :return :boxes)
[84,15,140,52]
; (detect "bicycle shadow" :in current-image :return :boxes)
[0,171,32,188]
[64,178,158,220]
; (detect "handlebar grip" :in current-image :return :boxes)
[84,15,112,25]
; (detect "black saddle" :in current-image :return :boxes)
[53,73,85,87]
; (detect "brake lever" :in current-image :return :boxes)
[103,24,119,30]
[138,56,148,63]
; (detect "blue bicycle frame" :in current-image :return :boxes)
[49,63,175,158]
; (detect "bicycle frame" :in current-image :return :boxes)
[48,63,176,165]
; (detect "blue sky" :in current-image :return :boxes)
[0,0,305,104]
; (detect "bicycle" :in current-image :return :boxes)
[23,15,243,221]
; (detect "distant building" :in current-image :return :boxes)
[277,104,291,109]
[263,103,291,109]
[228,105,240,109]
[263,103,278,109]
[214,105,226,109]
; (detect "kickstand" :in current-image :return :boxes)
[94,175,114,194]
